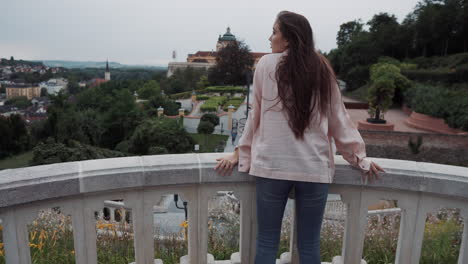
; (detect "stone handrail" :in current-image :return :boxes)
[0,154,468,264]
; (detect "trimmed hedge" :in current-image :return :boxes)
[401,69,468,83]
[169,88,208,99]
[205,86,246,94]
[222,97,245,111]
[404,83,468,131]
[196,95,210,100]
[406,53,468,69]
[200,96,228,113]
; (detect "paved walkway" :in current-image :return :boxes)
[342,96,429,133]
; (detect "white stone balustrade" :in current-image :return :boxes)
[0,154,468,264]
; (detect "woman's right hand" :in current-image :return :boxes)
[214,153,239,176]
[363,161,385,183]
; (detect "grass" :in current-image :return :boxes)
[343,84,369,102]
[0,151,33,170]
[189,134,229,153]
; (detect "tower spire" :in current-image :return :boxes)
[105,59,111,81]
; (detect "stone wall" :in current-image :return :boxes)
[359,130,468,167]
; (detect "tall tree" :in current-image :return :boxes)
[208,41,254,86]
[336,20,364,48]
[368,13,401,58]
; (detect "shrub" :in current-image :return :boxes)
[342,64,370,91]
[377,56,401,67]
[31,138,125,165]
[403,83,468,131]
[148,146,169,155]
[223,97,244,111]
[197,120,215,134]
[200,104,218,113]
[200,113,220,127]
[404,83,450,118]
[401,69,461,83]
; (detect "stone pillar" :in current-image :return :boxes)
[179,108,185,117]
[191,90,197,102]
[227,105,235,130]
[157,106,164,117]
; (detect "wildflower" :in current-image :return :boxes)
[30,231,37,241]
[179,220,188,229]
[39,230,47,241]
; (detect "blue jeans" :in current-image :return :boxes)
[254,176,329,264]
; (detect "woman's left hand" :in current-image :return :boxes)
[214,153,239,176]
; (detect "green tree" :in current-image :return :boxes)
[138,80,161,99]
[368,13,400,58]
[128,117,194,155]
[31,138,125,166]
[5,96,31,109]
[0,116,14,158]
[336,20,364,48]
[40,88,48,97]
[196,75,210,89]
[67,79,82,95]
[0,114,30,158]
[367,63,411,121]
[208,41,254,85]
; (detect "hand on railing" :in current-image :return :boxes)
[214,152,239,176]
[363,161,385,183]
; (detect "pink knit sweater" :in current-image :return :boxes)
[235,50,371,183]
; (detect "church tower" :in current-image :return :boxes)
[216,27,237,51]
[105,60,111,81]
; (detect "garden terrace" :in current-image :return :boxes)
[0,154,467,264]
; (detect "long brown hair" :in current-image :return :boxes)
[268,11,336,140]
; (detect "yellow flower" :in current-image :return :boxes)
[30,231,38,241]
[70,250,75,255]
[39,230,47,241]
[0,225,3,231]
[0,249,4,257]
[179,220,188,229]
[29,243,37,248]
[37,243,44,250]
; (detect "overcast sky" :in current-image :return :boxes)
[1,0,421,66]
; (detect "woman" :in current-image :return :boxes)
[214,11,385,264]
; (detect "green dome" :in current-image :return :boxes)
[219,27,236,41]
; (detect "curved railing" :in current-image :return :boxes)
[0,153,468,264]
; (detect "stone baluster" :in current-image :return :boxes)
[336,189,370,264]
[2,210,31,264]
[458,210,468,264]
[185,185,210,264]
[127,192,155,264]
[394,195,427,264]
[237,186,257,263]
[69,199,99,264]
